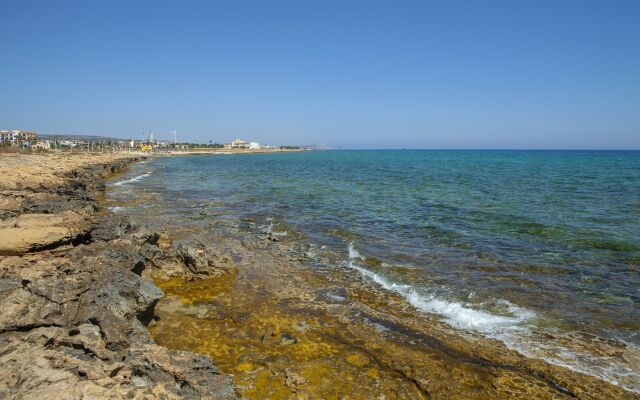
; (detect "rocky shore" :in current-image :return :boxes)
[0,153,236,399]
[2,153,638,399]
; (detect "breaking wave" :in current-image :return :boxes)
[347,243,533,333]
[346,242,640,393]
[113,172,151,186]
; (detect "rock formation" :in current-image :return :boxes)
[0,154,235,399]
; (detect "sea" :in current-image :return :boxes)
[108,150,640,392]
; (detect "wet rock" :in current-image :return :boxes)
[176,244,236,278]
[280,332,298,345]
[345,353,370,367]
[260,324,280,345]
[284,368,307,387]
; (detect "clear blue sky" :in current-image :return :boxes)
[1,0,638,149]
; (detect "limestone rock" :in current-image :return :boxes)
[0,327,235,400]
[176,244,236,278]
[0,154,236,399]
[0,227,73,255]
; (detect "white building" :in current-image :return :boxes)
[224,138,250,149]
[249,142,261,149]
[0,130,37,145]
[59,140,77,148]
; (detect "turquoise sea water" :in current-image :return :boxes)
[109,150,640,390]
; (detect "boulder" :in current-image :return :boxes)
[176,244,236,278]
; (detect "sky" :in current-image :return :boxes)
[1,0,639,149]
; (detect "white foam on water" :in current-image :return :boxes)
[264,221,288,237]
[108,206,126,213]
[347,243,532,333]
[345,242,640,393]
[498,334,640,394]
[325,292,346,302]
[113,172,151,186]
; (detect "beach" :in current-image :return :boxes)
[1,151,638,399]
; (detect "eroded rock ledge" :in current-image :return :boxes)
[0,154,236,399]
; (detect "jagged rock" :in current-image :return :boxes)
[176,244,236,278]
[0,242,162,349]
[132,228,160,246]
[139,242,165,267]
[89,213,133,242]
[0,327,235,399]
[0,155,236,399]
[158,232,173,250]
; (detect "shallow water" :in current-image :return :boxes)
[108,150,640,393]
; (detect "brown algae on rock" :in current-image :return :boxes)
[148,235,638,399]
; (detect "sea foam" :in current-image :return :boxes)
[346,242,640,393]
[347,243,532,333]
[113,172,151,186]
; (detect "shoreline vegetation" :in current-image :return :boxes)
[0,152,637,399]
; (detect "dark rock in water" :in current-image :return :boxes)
[364,256,383,267]
[176,244,236,278]
[280,332,298,345]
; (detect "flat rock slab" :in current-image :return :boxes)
[0,227,72,256]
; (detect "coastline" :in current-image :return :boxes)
[0,152,236,398]
[1,152,637,399]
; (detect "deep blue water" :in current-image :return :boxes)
[109,150,640,390]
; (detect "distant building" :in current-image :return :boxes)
[249,142,261,149]
[224,138,250,149]
[0,130,37,146]
[32,140,51,150]
[59,140,77,148]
